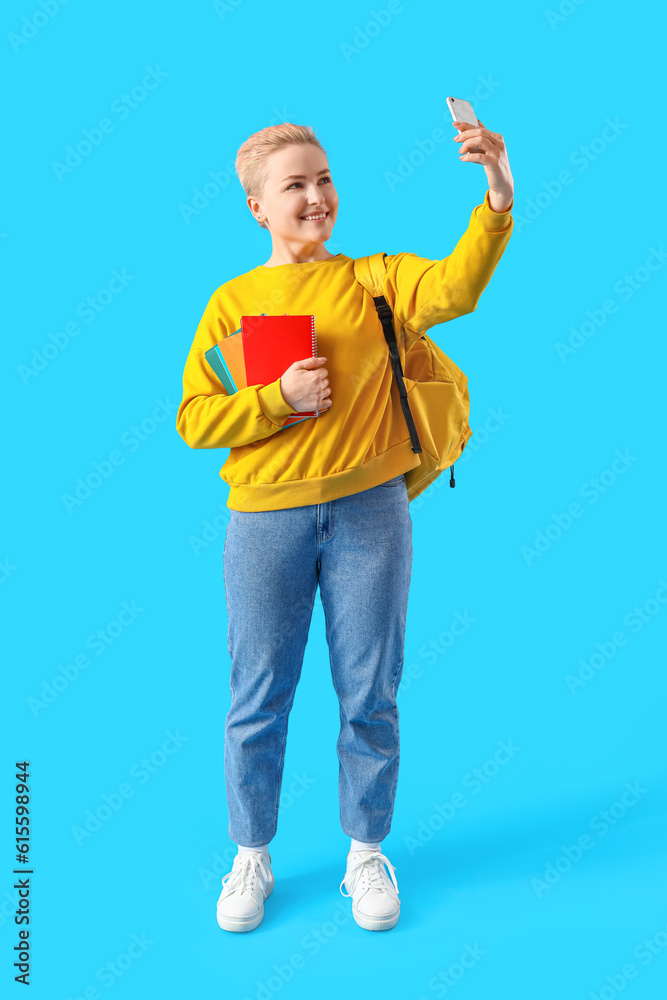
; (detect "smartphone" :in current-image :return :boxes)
[446,96,484,153]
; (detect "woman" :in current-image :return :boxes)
[176,119,514,933]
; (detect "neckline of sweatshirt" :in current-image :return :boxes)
[255,253,347,271]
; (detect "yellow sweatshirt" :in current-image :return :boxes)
[176,189,513,512]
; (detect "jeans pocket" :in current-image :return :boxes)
[379,474,405,487]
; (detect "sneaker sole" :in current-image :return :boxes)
[352,902,400,931]
[217,876,274,933]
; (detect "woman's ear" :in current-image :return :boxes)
[247,196,263,226]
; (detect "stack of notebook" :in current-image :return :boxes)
[205,314,320,427]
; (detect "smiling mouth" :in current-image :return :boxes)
[300,212,329,221]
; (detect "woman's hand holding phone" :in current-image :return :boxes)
[452,119,514,212]
[446,96,514,213]
[452,118,514,212]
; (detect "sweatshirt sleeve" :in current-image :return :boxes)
[176,291,297,450]
[382,189,513,350]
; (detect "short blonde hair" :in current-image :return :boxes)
[235,123,327,229]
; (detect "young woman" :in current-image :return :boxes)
[177,120,514,933]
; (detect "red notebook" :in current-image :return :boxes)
[241,314,320,418]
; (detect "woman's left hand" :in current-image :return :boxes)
[452,119,514,212]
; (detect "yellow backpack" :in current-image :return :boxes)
[353,253,473,503]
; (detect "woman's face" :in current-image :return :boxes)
[249,143,338,247]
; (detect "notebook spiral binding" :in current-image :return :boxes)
[311,314,319,417]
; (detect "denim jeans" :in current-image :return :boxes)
[222,473,413,847]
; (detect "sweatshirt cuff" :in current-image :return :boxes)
[475,188,513,232]
[258,378,296,425]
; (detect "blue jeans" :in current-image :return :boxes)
[222,474,413,847]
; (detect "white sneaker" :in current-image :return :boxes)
[339,850,400,931]
[216,850,275,932]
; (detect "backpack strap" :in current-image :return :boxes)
[353,254,422,454]
[353,252,388,297]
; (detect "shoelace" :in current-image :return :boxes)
[220,853,271,900]
[339,851,399,899]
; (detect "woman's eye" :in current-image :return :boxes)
[288,177,331,190]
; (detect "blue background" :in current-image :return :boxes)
[4,0,667,997]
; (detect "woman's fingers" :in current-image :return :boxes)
[458,151,490,163]
[458,134,493,152]
[477,119,504,141]
[453,119,502,145]
[458,136,499,160]
[454,118,513,192]
[454,128,501,149]
[453,119,505,161]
